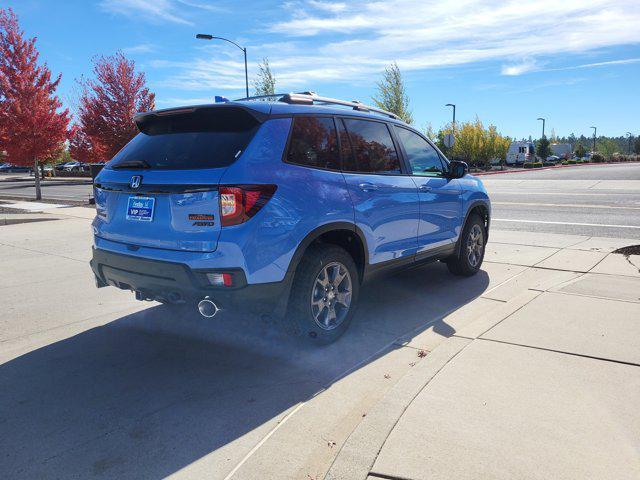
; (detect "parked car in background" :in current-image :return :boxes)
[545,155,560,164]
[63,161,89,172]
[55,162,71,171]
[0,163,32,173]
[91,93,491,344]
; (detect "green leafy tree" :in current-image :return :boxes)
[575,143,586,158]
[494,133,511,168]
[537,136,551,160]
[436,117,510,168]
[372,62,413,124]
[597,138,618,157]
[253,57,276,97]
[423,122,436,140]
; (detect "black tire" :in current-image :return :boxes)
[447,214,486,276]
[288,244,359,344]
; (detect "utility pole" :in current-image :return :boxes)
[445,103,456,131]
[537,117,546,138]
[196,33,249,99]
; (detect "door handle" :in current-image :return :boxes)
[358,182,378,192]
[419,184,432,192]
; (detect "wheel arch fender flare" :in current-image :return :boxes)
[455,200,491,257]
[285,222,369,281]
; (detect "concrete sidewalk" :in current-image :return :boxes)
[328,233,640,480]
[1,203,639,479]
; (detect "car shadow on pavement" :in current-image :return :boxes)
[0,261,488,479]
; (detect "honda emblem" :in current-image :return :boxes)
[130,175,142,189]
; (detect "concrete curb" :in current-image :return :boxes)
[0,194,91,206]
[474,161,640,176]
[325,337,472,480]
[324,289,544,480]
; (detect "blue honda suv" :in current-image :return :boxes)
[91,92,490,343]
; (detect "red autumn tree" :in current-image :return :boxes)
[0,8,70,199]
[68,124,105,164]
[77,52,155,161]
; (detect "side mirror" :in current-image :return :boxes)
[448,160,468,179]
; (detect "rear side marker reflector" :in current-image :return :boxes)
[206,272,235,287]
[219,185,277,227]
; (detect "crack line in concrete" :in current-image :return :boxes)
[477,337,640,368]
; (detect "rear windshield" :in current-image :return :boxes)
[108,108,260,170]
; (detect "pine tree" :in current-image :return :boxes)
[372,62,413,124]
[253,57,276,97]
[537,136,551,160]
[0,8,70,199]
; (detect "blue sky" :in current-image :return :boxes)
[3,0,640,139]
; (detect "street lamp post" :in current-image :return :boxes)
[196,33,249,99]
[590,126,597,153]
[537,117,546,138]
[627,132,633,155]
[445,103,456,131]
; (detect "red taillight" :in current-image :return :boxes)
[219,185,277,227]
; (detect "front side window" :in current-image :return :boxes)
[286,116,340,170]
[342,119,401,174]
[395,127,444,177]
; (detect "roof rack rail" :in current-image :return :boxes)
[235,91,399,120]
[235,93,286,102]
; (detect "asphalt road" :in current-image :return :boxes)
[485,163,640,239]
[2,163,640,239]
[0,174,92,201]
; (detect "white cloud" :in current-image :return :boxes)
[307,1,347,13]
[553,57,640,71]
[122,43,155,54]
[266,0,640,77]
[503,57,640,76]
[100,0,193,25]
[150,0,640,94]
[501,59,540,76]
[175,0,227,12]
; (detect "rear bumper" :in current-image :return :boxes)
[90,247,290,315]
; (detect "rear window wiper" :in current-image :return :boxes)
[112,160,151,170]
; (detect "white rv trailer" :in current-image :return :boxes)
[506,141,536,165]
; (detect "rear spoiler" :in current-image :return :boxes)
[134,103,270,132]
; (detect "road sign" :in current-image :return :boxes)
[444,133,455,148]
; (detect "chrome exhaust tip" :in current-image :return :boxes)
[198,298,219,318]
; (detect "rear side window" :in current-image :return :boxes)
[108,108,260,170]
[286,117,340,170]
[342,119,401,174]
[395,126,444,177]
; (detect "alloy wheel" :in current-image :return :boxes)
[467,224,484,268]
[310,261,353,330]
